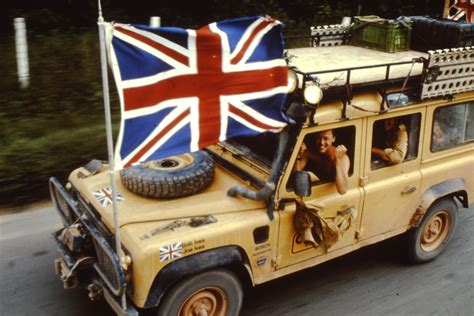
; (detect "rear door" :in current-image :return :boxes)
[358,110,425,240]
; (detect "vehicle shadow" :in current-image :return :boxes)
[241,236,406,316]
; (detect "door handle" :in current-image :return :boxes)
[401,185,417,194]
[338,205,355,216]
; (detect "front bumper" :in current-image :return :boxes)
[49,177,137,316]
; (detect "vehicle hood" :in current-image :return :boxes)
[69,164,266,231]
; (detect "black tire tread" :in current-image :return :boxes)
[120,151,215,199]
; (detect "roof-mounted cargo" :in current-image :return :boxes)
[285,17,474,110]
[421,47,474,99]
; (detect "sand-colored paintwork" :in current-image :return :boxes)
[63,46,473,309]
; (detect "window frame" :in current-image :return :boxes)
[283,123,358,193]
[370,112,422,170]
[430,101,474,153]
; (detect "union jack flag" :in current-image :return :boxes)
[159,242,183,262]
[107,16,289,168]
[93,187,124,207]
[448,0,474,22]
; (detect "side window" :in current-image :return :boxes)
[431,102,474,152]
[289,126,355,189]
[371,113,421,170]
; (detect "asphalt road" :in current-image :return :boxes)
[1,202,473,316]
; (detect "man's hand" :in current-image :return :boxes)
[294,142,309,172]
[372,147,390,162]
[299,142,307,156]
[334,145,347,160]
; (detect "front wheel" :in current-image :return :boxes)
[156,269,243,316]
[407,198,458,263]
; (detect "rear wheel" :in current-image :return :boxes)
[156,270,242,316]
[407,198,458,263]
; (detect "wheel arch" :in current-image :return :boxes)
[143,245,253,309]
[410,178,468,227]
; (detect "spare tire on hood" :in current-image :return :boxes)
[120,151,215,199]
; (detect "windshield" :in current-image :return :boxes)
[222,132,280,169]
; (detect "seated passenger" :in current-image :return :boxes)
[294,129,350,195]
[432,120,452,150]
[372,117,407,165]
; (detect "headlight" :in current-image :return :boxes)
[303,84,323,105]
[287,69,298,93]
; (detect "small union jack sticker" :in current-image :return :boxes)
[93,187,124,207]
[159,242,183,262]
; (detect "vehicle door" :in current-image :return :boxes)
[358,110,425,240]
[275,119,364,268]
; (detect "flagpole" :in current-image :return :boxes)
[97,0,127,310]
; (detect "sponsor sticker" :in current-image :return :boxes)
[256,257,267,266]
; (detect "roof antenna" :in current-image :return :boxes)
[98,0,104,23]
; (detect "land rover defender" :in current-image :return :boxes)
[50,16,474,316]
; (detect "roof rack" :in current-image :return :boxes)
[309,24,351,47]
[285,26,474,123]
[421,47,474,99]
[294,58,425,92]
[285,24,351,48]
[285,29,474,100]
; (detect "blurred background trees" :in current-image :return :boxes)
[1,0,445,33]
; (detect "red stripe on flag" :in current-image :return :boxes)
[195,25,222,148]
[230,19,274,65]
[123,66,288,111]
[228,103,281,131]
[116,27,189,66]
[124,108,191,167]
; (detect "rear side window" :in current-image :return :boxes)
[371,113,421,170]
[431,102,474,152]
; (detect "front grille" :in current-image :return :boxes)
[49,177,125,296]
[50,180,76,225]
[93,239,120,290]
[75,193,112,241]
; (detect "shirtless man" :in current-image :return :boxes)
[295,129,350,195]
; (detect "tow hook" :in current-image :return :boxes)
[87,282,103,301]
[55,256,93,289]
[54,258,78,289]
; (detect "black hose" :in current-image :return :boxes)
[226,127,290,201]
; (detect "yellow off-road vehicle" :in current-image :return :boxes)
[50,17,474,316]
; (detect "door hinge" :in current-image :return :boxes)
[271,256,282,268]
[359,176,368,187]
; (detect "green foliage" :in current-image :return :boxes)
[0,30,119,205]
[0,118,111,204]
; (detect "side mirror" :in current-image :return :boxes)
[293,171,311,197]
[286,102,307,124]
